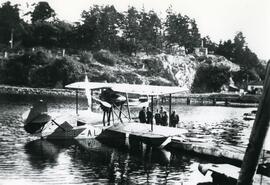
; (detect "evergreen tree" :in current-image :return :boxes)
[164,8,201,53]
[0,1,22,48]
[31,2,56,23]
[138,9,162,54]
[120,6,140,55]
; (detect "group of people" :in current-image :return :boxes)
[138,106,179,127]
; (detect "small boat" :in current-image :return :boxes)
[198,163,270,185]
[243,110,257,120]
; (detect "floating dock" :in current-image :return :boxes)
[98,122,270,167]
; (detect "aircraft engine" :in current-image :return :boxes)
[99,88,126,111]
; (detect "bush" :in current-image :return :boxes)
[90,71,117,82]
[79,51,95,64]
[93,49,117,66]
[142,58,163,75]
[30,56,87,87]
[117,72,142,84]
[149,77,173,86]
[191,64,230,93]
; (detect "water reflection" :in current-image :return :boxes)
[24,139,69,170]
[23,138,205,184]
[0,95,255,184]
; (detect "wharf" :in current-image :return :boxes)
[101,122,270,166]
[101,122,187,146]
[169,92,260,106]
[169,136,247,162]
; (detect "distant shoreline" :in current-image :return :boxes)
[0,85,260,106]
[0,85,79,98]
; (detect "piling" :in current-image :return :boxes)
[187,97,190,105]
[237,62,270,185]
[225,99,228,106]
[76,90,78,115]
[200,98,203,105]
[212,98,216,105]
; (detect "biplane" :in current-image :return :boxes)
[23,75,188,147]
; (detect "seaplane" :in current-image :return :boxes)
[23,75,188,147]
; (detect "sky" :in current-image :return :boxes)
[3,0,270,60]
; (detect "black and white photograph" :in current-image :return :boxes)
[0,0,269,184]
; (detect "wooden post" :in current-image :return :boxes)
[76,90,78,115]
[151,95,154,131]
[187,97,190,105]
[237,62,270,185]
[169,94,172,127]
[10,28,14,49]
[225,98,228,106]
[212,98,216,105]
[200,97,203,105]
[91,90,94,111]
[125,93,131,120]
[119,104,123,118]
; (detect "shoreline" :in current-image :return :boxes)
[0,85,260,106]
[0,85,81,98]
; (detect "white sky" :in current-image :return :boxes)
[4,0,270,60]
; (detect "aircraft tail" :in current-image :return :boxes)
[23,100,51,134]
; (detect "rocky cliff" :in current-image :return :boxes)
[89,50,240,91]
[0,49,240,92]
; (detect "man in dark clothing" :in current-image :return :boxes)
[170,110,179,127]
[162,111,168,126]
[154,109,161,125]
[146,107,153,124]
[139,106,146,123]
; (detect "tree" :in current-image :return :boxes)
[98,5,122,50]
[138,9,162,54]
[120,6,140,55]
[79,5,101,49]
[80,5,122,51]
[164,9,201,53]
[216,39,235,60]
[32,22,58,47]
[202,36,218,53]
[54,20,74,48]
[216,31,263,88]
[31,2,55,23]
[192,65,230,93]
[185,19,201,52]
[0,1,21,48]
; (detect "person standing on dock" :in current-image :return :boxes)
[154,109,161,125]
[170,110,179,127]
[146,107,153,124]
[162,111,168,126]
[139,106,146,123]
[159,106,164,117]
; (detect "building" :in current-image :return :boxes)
[247,81,263,94]
[167,44,186,55]
[194,40,208,56]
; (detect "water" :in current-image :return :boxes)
[0,94,256,185]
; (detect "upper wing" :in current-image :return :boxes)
[65,81,188,95]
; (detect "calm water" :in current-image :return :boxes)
[0,95,255,185]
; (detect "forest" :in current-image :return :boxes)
[0,1,266,92]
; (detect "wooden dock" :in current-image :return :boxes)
[159,92,261,106]
[98,122,270,170]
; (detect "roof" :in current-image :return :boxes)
[65,81,188,96]
[248,81,264,86]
